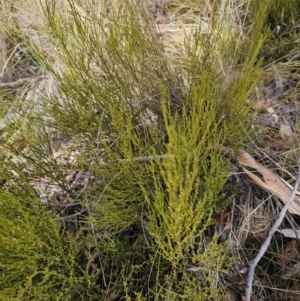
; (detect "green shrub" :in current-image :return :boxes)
[0,188,99,300]
[0,0,278,300]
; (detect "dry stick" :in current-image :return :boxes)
[0,76,42,88]
[245,160,300,301]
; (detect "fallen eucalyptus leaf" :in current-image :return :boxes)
[237,150,300,215]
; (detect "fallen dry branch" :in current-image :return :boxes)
[0,76,42,88]
[245,159,300,301]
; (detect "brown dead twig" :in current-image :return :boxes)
[0,76,42,88]
[245,159,300,301]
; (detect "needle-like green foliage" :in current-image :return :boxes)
[0,0,281,300]
[0,172,99,300]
